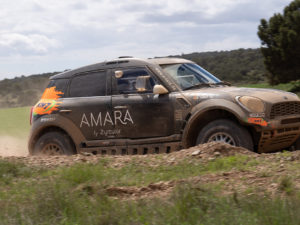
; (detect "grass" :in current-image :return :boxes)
[239,82,300,97]
[240,82,295,92]
[0,155,299,224]
[51,155,256,187]
[0,106,31,138]
[0,159,44,186]
[1,155,257,189]
[1,174,300,225]
[279,176,295,195]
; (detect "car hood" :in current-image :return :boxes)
[183,86,300,104]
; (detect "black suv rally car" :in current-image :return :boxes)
[28,57,300,155]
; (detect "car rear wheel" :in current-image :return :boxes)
[196,119,254,151]
[33,131,75,155]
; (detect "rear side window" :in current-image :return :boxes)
[46,79,68,97]
[69,71,107,97]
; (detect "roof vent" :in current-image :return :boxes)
[118,56,133,58]
[106,60,129,65]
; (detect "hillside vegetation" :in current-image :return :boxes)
[178,48,266,83]
[0,72,58,108]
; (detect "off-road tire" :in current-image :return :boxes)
[33,131,75,155]
[196,119,254,151]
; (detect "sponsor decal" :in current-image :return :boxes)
[94,129,121,137]
[80,110,134,137]
[249,113,265,118]
[80,110,134,128]
[40,116,56,122]
[33,87,64,116]
[247,117,268,127]
[191,94,219,101]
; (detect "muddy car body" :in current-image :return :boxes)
[28,57,300,155]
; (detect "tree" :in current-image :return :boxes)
[258,0,300,84]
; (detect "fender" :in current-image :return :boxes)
[182,99,249,147]
[28,114,85,154]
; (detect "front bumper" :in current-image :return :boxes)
[256,115,300,153]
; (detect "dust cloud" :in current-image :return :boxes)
[0,136,28,157]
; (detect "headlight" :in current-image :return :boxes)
[236,96,265,113]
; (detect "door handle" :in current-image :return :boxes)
[114,106,128,109]
[59,109,72,113]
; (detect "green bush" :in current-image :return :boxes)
[289,80,300,93]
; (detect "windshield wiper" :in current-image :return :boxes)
[216,81,231,86]
[183,83,213,90]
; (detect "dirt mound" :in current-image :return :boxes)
[105,180,177,200]
[171,142,254,160]
[2,142,254,168]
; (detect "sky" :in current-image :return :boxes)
[0,0,293,79]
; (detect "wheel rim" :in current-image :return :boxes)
[207,132,236,146]
[41,143,63,155]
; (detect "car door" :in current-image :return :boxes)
[111,67,174,139]
[60,70,113,140]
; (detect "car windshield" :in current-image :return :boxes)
[161,63,221,90]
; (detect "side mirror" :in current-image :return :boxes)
[153,84,169,95]
[135,76,150,92]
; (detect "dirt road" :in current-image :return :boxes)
[0,136,28,157]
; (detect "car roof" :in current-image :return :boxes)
[146,57,193,65]
[50,57,194,79]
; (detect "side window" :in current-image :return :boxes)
[69,71,107,97]
[114,68,155,94]
[43,79,68,98]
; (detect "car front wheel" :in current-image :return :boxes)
[196,119,254,151]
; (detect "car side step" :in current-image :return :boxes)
[79,142,182,155]
[82,134,181,148]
